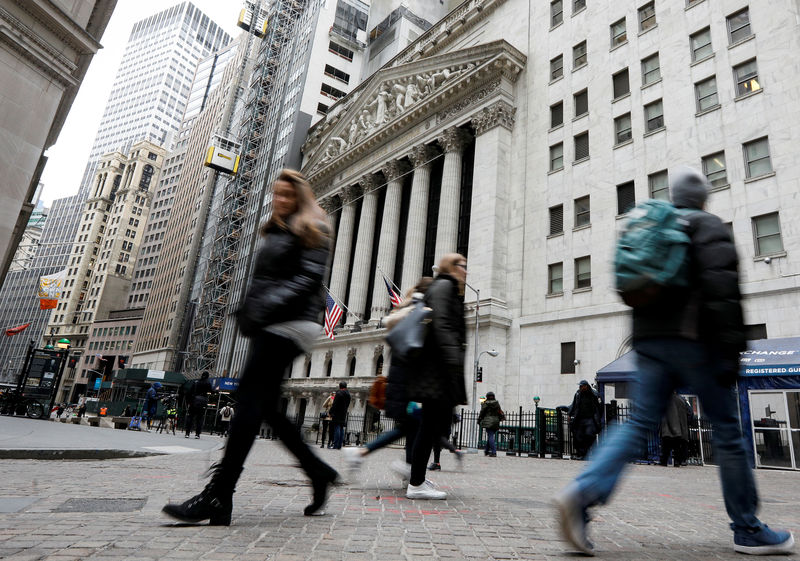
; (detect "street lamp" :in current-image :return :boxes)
[473,348,499,410]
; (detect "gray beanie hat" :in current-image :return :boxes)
[669,166,709,209]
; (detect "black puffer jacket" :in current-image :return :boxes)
[408,273,467,405]
[237,223,329,336]
[632,169,745,360]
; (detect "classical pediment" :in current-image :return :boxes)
[301,39,525,183]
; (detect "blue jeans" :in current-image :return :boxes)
[332,423,345,449]
[573,337,762,531]
[485,429,497,455]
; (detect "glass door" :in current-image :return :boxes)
[748,390,799,470]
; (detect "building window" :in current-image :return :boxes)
[317,102,329,115]
[617,181,635,214]
[751,212,783,256]
[702,152,728,188]
[549,205,564,235]
[349,357,357,376]
[695,76,718,112]
[573,0,586,12]
[644,99,664,132]
[612,68,630,99]
[610,18,626,47]
[561,342,576,374]
[641,53,661,85]
[638,2,656,32]
[614,113,632,145]
[550,142,564,171]
[575,256,591,289]
[320,82,347,100]
[550,101,564,127]
[550,54,564,81]
[574,90,588,117]
[549,263,564,295]
[743,137,772,178]
[325,360,332,377]
[727,8,752,45]
[574,132,589,161]
[575,196,590,227]
[648,170,669,200]
[573,40,587,69]
[745,324,768,341]
[328,41,354,61]
[690,27,712,61]
[324,64,350,84]
[733,59,761,97]
[551,0,563,27]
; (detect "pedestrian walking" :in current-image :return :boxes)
[319,392,334,448]
[555,168,794,555]
[343,278,433,478]
[405,253,468,500]
[142,382,161,431]
[77,402,86,418]
[184,371,212,439]
[163,169,338,524]
[568,380,602,460]
[122,405,131,417]
[218,404,234,437]
[329,382,350,449]
[478,392,504,457]
[660,391,690,467]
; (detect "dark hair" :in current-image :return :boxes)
[486,392,495,400]
[201,371,210,380]
[339,381,347,389]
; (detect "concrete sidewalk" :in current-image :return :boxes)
[0,419,797,560]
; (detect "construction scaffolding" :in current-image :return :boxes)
[186,0,308,376]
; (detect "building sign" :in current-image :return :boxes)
[147,370,165,380]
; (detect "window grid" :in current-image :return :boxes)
[641,53,661,85]
[648,170,669,200]
[743,137,772,178]
[551,101,564,128]
[702,152,728,188]
[690,27,712,61]
[551,54,564,81]
[573,0,586,12]
[561,342,576,374]
[574,132,589,161]
[575,256,591,289]
[549,263,564,295]
[574,90,588,117]
[550,142,564,171]
[727,8,752,45]
[638,2,656,32]
[615,113,632,144]
[695,76,718,112]
[551,0,563,27]
[573,41,587,68]
[752,213,783,256]
[549,205,564,235]
[734,59,761,97]
[644,99,664,132]
[617,181,635,214]
[613,68,630,99]
[575,196,590,227]
[610,18,626,47]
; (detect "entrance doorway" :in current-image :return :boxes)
[748,390,800,470]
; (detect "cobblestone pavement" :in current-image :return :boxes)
[0,424,798,560]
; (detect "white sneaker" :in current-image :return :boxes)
[406,480,446,500]
[390,460,411,480]
[343,447,364,472]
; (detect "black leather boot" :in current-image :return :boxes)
[162,463,240,525]
[304,464,339,516]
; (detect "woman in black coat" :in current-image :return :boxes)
[163,169,337,525]
[406,253,468,500]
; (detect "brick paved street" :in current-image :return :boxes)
[0,419,797,560]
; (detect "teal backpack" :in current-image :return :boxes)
[614,199,694,307]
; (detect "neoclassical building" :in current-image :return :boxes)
[283,0,800,420]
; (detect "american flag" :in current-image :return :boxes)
[324,293,343,340]
[383,276,403,308]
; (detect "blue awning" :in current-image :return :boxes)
[596,351,638,383]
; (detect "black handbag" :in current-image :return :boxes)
[385,301,432,361]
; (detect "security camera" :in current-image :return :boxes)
[573,359,581,365]
[764,257,771,265]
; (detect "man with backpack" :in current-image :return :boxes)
[555,168,794,556]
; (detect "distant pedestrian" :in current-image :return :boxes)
[142,382,161,431]
[218,404,234,437]
[406,253,468,500]
[555,168,795,556]
[77,403,86,418]
[122,405,132,417]
[319,392,334,448]
[56,403,64,418]
[478,392,504,457]
[660,392,690,467]
[163,169,338,525]
[329,382,351,449]
[568,380,602,460]
[184,371,212,439]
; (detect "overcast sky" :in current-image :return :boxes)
[38,1,244,207]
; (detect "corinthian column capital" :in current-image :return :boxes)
[341,184,362,204]
[437,127,472,154]
[381,160,410,182]
[471,100,516,135]
[358,174,380,194]
[319,196,340,214]
[408,144,440,168]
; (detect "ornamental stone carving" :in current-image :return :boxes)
[381,160,410,182]
[436,78,501,124]
[324,350,333,362]
[358,174,379,193]
[373,344,384,359]
[437,127,473,154]
[471,100,516,135]
[408,144,440,167]
[319,196,340,214]
[347,347,357,359]
[341,184,362,204]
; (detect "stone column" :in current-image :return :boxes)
[319,196,340,286]
[346,175,380,326]
[370,160,410,323]
[402,144,439,290]
[327,187,359,316]
[435,127,472,263]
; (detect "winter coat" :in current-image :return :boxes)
[329,388,350,424]
[408,274,467,405]
[660,393,690,439]
[383,293,423,420]
[190,378,213,407]
[568,388,602,428]
[236,223,329,337]
[478,399,504,430]
[632,174,745,362]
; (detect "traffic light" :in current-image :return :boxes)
[68,356,78,368]
[117,355,128,369]
[476,366,483,383]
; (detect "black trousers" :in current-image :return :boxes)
[410,400,452,486]
[219,332,330,485]
[660,436,688,466]
[185,403,206,437]
[319,419,331,447]
[573,418,598,458]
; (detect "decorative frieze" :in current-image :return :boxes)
[436,79,501,125]
[471,100,517,135]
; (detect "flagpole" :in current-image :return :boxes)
[376,266,402,295]
[322,285,353,315]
